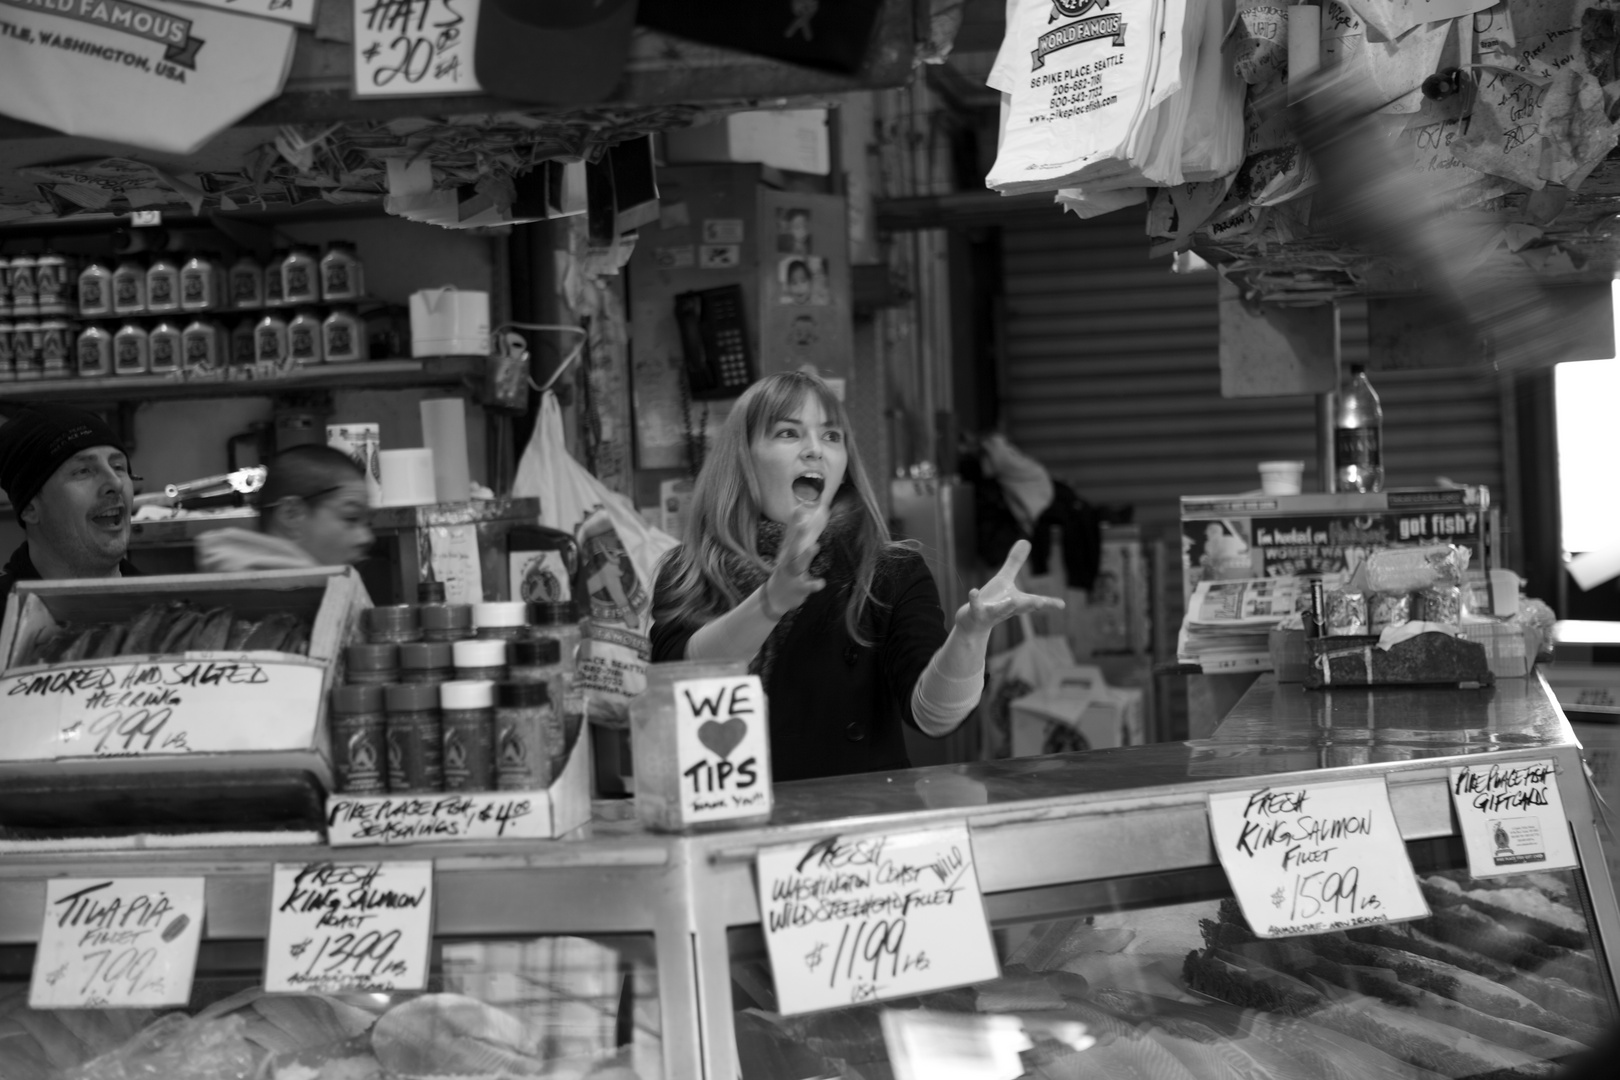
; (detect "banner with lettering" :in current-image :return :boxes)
[1,658,325,760]
[0,0,296,154]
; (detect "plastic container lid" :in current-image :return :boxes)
[527,600,578,625]
[332,683,385,713]
[508,638,561,666]
[385,682,440,712]
[440,680,495,710]
[453,638,509,668]
[497,681,550,707]
[417,581,447,603]
[399,641,454,670]
[364,605,418,633]
[473,601,527,629]
[420,603,472,631]
[345,642,399,671]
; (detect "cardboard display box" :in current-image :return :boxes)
[0,569,368,838]
[1181,487,1490,600]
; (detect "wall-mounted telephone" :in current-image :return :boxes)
[675,285,754,399]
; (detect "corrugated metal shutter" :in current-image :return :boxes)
[999,211,1505,541]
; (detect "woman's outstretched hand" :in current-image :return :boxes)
[762,501,830,619]
[955,539,1065,634]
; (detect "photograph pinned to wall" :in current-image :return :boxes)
[776,207,813,253]
[787,313,820,352]
[778,256,829,305]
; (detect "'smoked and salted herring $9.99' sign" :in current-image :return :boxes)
[755,824,999,1015]
[1208,777,1430,938]
[30,878,206,1009]
[265,862,433,994]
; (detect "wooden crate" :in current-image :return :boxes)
[0,569,369,838]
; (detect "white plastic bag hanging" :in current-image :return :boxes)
[513,390,678,725]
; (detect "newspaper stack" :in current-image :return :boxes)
[985,0,1243,215]
[1177,577,1303,673]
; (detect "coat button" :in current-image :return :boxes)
[845,722,867,742]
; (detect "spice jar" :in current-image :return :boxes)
[281,245,320,305]
[78,258,113,317]
[0,322,15,381]
[181,318,222,373]
[228,254,263,309]
[35,252,70,314]
[331,684,388,794]
[344,642,399,686]
[508,638,565,720]
[288,307,323,365]
[473,601,528,642]
[8,255,37,315]
[453,638,507,683]
[384,682,443,793]
[113,322,149,375]
[528,600,581,674]
[418,581,446,603]
[322,307,365,363]
[148,319,181,374]
[77,324,112,378]
[255,312,289,365]
[38,319,70,379]
[421,603,473,643]
[440,680,495,792]
[495,681,555,790]
[399,641,454,684]
[180,251,218,311]
[112,257,146,315]
[11,320,40,380]
[145,253,180,313]
[320,240,364,301]
[364,604,421,645]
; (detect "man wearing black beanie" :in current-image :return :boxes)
[0,404,141,608]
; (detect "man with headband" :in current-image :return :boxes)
[0,404,141,607]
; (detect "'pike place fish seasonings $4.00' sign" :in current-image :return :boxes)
[1208,777,1430,938]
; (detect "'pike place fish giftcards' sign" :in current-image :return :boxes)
[1209,778,1429,938]
[755,825,998,1014]
[1449,759,1579,877]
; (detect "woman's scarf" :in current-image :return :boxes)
[718,496,862,683]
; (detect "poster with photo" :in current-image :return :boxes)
[776,207,814,253]
[778,256,829,305]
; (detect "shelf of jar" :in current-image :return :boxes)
[0,355,487,403]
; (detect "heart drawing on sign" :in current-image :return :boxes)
[698,717,748,760]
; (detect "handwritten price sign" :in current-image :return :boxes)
[30,878,205,1009]
[755,825,998,1015]
[1209,777,1429,938]
[265,862,433,993]
[1449,758,1579,877]
[353,0,483,98]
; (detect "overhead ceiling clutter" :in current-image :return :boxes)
[0,0,935,227]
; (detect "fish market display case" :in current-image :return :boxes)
[0,674,1616,1079]
[684,673,1620,1079]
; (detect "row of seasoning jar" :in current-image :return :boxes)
[0,252,74,316]
[346,637,568,704]
[330,678,578,795]
[361,597,580,657]
[70,244,365,318]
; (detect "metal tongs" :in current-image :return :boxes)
[163,466,268,502]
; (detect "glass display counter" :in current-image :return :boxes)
[0,674,1614,1079]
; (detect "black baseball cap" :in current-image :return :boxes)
[475,0,638,105]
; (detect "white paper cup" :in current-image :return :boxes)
[1490,569,1521,617]
[1258,460,1305,495]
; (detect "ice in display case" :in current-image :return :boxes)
[0,674,1615,1079]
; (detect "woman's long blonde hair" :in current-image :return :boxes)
[655,372,898,644]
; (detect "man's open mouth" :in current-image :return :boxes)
[792,473,825,504]
[90,505,127,529]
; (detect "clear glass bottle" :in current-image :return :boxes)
[320,240,364,301]
[78,258,113,318]
[528,600,581,676]
[112,256,146,316]
[255,312,289,365]
[77,324,113,378]
[1335,363,1384,493]
[322,306,365,363]
[148,319,182,373]
[287,307,323,365]
[229,253,264,309]
[145,253,180,314]
[113,322,150,375]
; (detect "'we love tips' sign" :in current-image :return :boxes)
[634,667,774,831]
